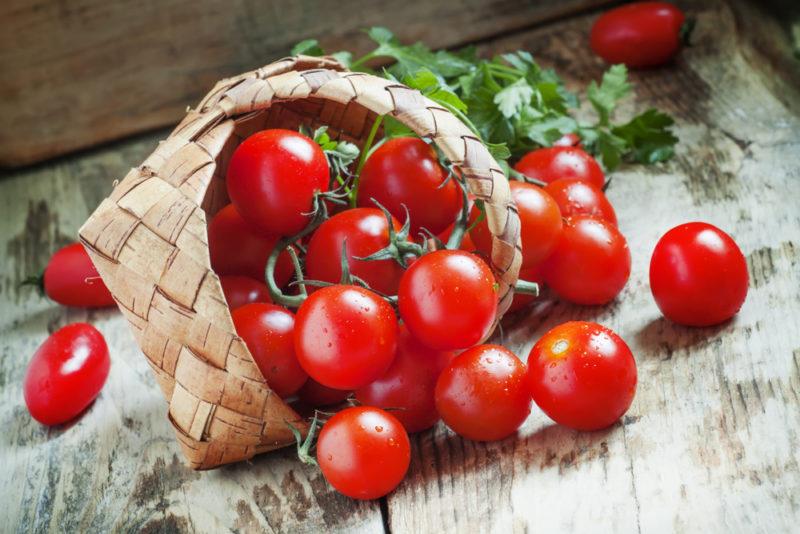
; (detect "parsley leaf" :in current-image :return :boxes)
[587,64,631,127]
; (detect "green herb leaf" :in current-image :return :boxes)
[494,78,534,119]
[291,39,325,56]
[587,64,631,126]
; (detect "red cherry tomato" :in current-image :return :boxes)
[435,344,531,441]
[398,250,497,351]
[317,406,410,500]
[226,129,329,236]
[553,133,582,147]
[591,2,686,68]
[356,326,455,433]
[471,181,562,269]
[542,215,631,305]
[545,178,618,226]
[40,243,115,308]
[507,265,545,313]
[650,222,748,326]
[305,208,405,295]
[295,285,398,390]
[527,321,637,430]
[220,275,271,310]
[357,137,463,235]
[208,204,293,285]
[24,323,110,426]
[231,303,307,397]
[297,378,351,407]
[515,147,605,189]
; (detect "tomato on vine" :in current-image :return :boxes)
[357,137,462,235]
[527,321,637,431]
[316,406,411,500]
[220,276,271,310]
[515,146,605,189]
[545,178,618,226]
[398,250,497,351]
[294,285,398,390]
[226,129,329,236]
[649,222,748,326]
[435,344,531,441]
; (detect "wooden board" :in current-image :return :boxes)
[0,0,613,168]
[2,0,800,532]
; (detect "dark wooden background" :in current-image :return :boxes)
[2,1,800,532]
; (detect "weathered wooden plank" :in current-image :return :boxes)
[0,0,615,167]
[384,1,800,532]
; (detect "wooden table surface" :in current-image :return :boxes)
[3,1,800,532]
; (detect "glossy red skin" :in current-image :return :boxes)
[357,137,463,235]
[591,2,686,68]
[231,303,307,397]
[295,285,398,390]
[435,344,531,441]
[398,250,497,351]
[226,129,329,236]
[507,265,545,313]
[553,133,582,147]
[545,178,618,226]
[220,276,271,310]
[305,208,405,295]
[317,406,411,500]
[471,181,562,269]
[43,243,115,308]
[297,378,351,407]
[515,147,605,189]
[650,222,748,326]
[356,326,455,433]
[208,204,294,285]
[527,321,637,430]
[24,323,110,425]
[542,216,631,305]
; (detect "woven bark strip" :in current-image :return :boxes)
[78,55,522,470]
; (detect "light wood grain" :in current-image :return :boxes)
[0,0,613,167]
[2,0,800,532]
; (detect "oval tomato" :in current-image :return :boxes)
[220,275,271,310]
[515,147,605,189]
[357,137,462,235]
[208,204,293,285]
[649,222,748,326]
[435,344,530,441]
[398,250,497,351]
[471,181,562,269]
[542,215,631,305]
[356,325,455,433]
[317,406,410,500]
[226,129,329,236]
[24,323,110,425]
[305,208,405,295]
[591,2,686,68]
[231,303,307,397]
[527,321,637,430]
[545,178,618,226]
[294,285,398,390]
[41,243,115,308]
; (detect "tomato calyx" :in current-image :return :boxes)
[354,200,425,268]
[679,18,697,47]
[20,273,46,296]
[301,125,361,193]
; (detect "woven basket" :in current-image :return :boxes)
[78,55,522,470]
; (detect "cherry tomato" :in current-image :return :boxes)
[435,344,530,441]
[208,204,293,285]
[220,276,271,310]
[357,137,462,235]
[591,2,686,68]
[317,406,410,500]
[398,250,497,351]
[515,147,605,189]
[305,208,405,295]
[356,326,455,433]
[527,321,637,430]
[39,243,115,308]
[507,265,545,313]
[542,216,631,305]
[295,285,398,390]
[553,133,582,147]
[471,181,562,269]
[545,178,618,226]
[231,303,307,397]
[24,323,110,425]
[650,222,748,326]
[297,378,351,407]
[226,129,329,236]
